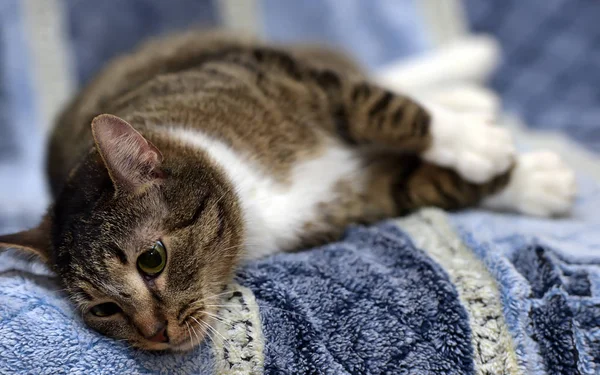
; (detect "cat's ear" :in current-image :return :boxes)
[0,215,52,263]
[91,114,164,194]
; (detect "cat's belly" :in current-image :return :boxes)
[166,127,363,259]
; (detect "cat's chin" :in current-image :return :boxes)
[128,336,198,352]
[129,341,192,352]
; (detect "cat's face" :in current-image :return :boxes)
[0,115,244,351]
[56,185,241,351]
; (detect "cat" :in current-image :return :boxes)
[0,31,576,351]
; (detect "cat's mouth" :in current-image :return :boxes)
[128,311,209,351]
[134,322,208,352]
[133,297,223,351]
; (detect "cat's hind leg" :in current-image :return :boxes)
[390,151,576,217]
[389,150,576,217]
[390,158,512,214]
[482,151,577,217]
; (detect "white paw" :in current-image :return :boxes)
[419,83,501,116]
[483,151,577,217]
[422,105,516,183]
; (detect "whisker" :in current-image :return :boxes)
[206,281,227,286]
[203,311,234,328]
[187,291,235,309]
[192,321,203,349]
[193,317,242,359]
[218,244,246,252]
[204,303,305,318]
[198,319,217,350]
[189,316,206,336]
[185,321,195,349]
[216,252,241,258]
[207,191,227,215]
[189,294,236,308]
[115,338,134,350]
[208,323,242,358]
[195,317,227,345]
[204,290,235,299]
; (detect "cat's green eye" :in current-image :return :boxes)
[90,302,122,317]
[137,240,167,277]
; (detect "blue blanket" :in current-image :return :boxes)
[1,1,600,374]
[2,177,599,374]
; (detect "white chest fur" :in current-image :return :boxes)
[166,128,361,259]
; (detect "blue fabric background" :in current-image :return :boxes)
[64,0,217,85]
[466,0,600,152]
[0,0,46,234]
[261,0,431,69]
[1,1,599,374]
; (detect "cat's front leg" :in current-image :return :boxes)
[316,74,515,181]
[422,104,516,184]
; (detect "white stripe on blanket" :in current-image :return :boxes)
[212,284,265,375]
[396,209,523,375]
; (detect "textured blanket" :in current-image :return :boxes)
[2,1,600,374]
[2,174,599,374]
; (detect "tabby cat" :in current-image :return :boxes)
[0,31,575,351]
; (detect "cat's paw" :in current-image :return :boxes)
[422,106,516,183]
[483,151,577,217]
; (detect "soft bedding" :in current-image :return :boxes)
[1,1,600,374]
[2,166,599,374]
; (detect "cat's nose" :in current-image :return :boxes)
[146,322,169,343]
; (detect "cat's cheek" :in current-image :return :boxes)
[152,236,174,291]
[153,274,167,290]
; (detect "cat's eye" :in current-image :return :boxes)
[89,302,122,317]
[137,240,167,277]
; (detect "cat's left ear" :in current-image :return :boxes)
[91,114,164,194]
[0,215,52,263]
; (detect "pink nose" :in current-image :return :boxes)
[147,324,169,343]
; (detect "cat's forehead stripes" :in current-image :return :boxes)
[68,286,94,304]
[71,273,125,304]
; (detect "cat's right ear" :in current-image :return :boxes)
[91,114,164,194]
[0,215,52,263]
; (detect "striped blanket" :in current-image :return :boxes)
[1,1,599,374]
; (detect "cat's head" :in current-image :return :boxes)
[0,114,244,351]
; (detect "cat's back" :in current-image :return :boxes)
[47,31,250,193]
[47,30,362,196]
